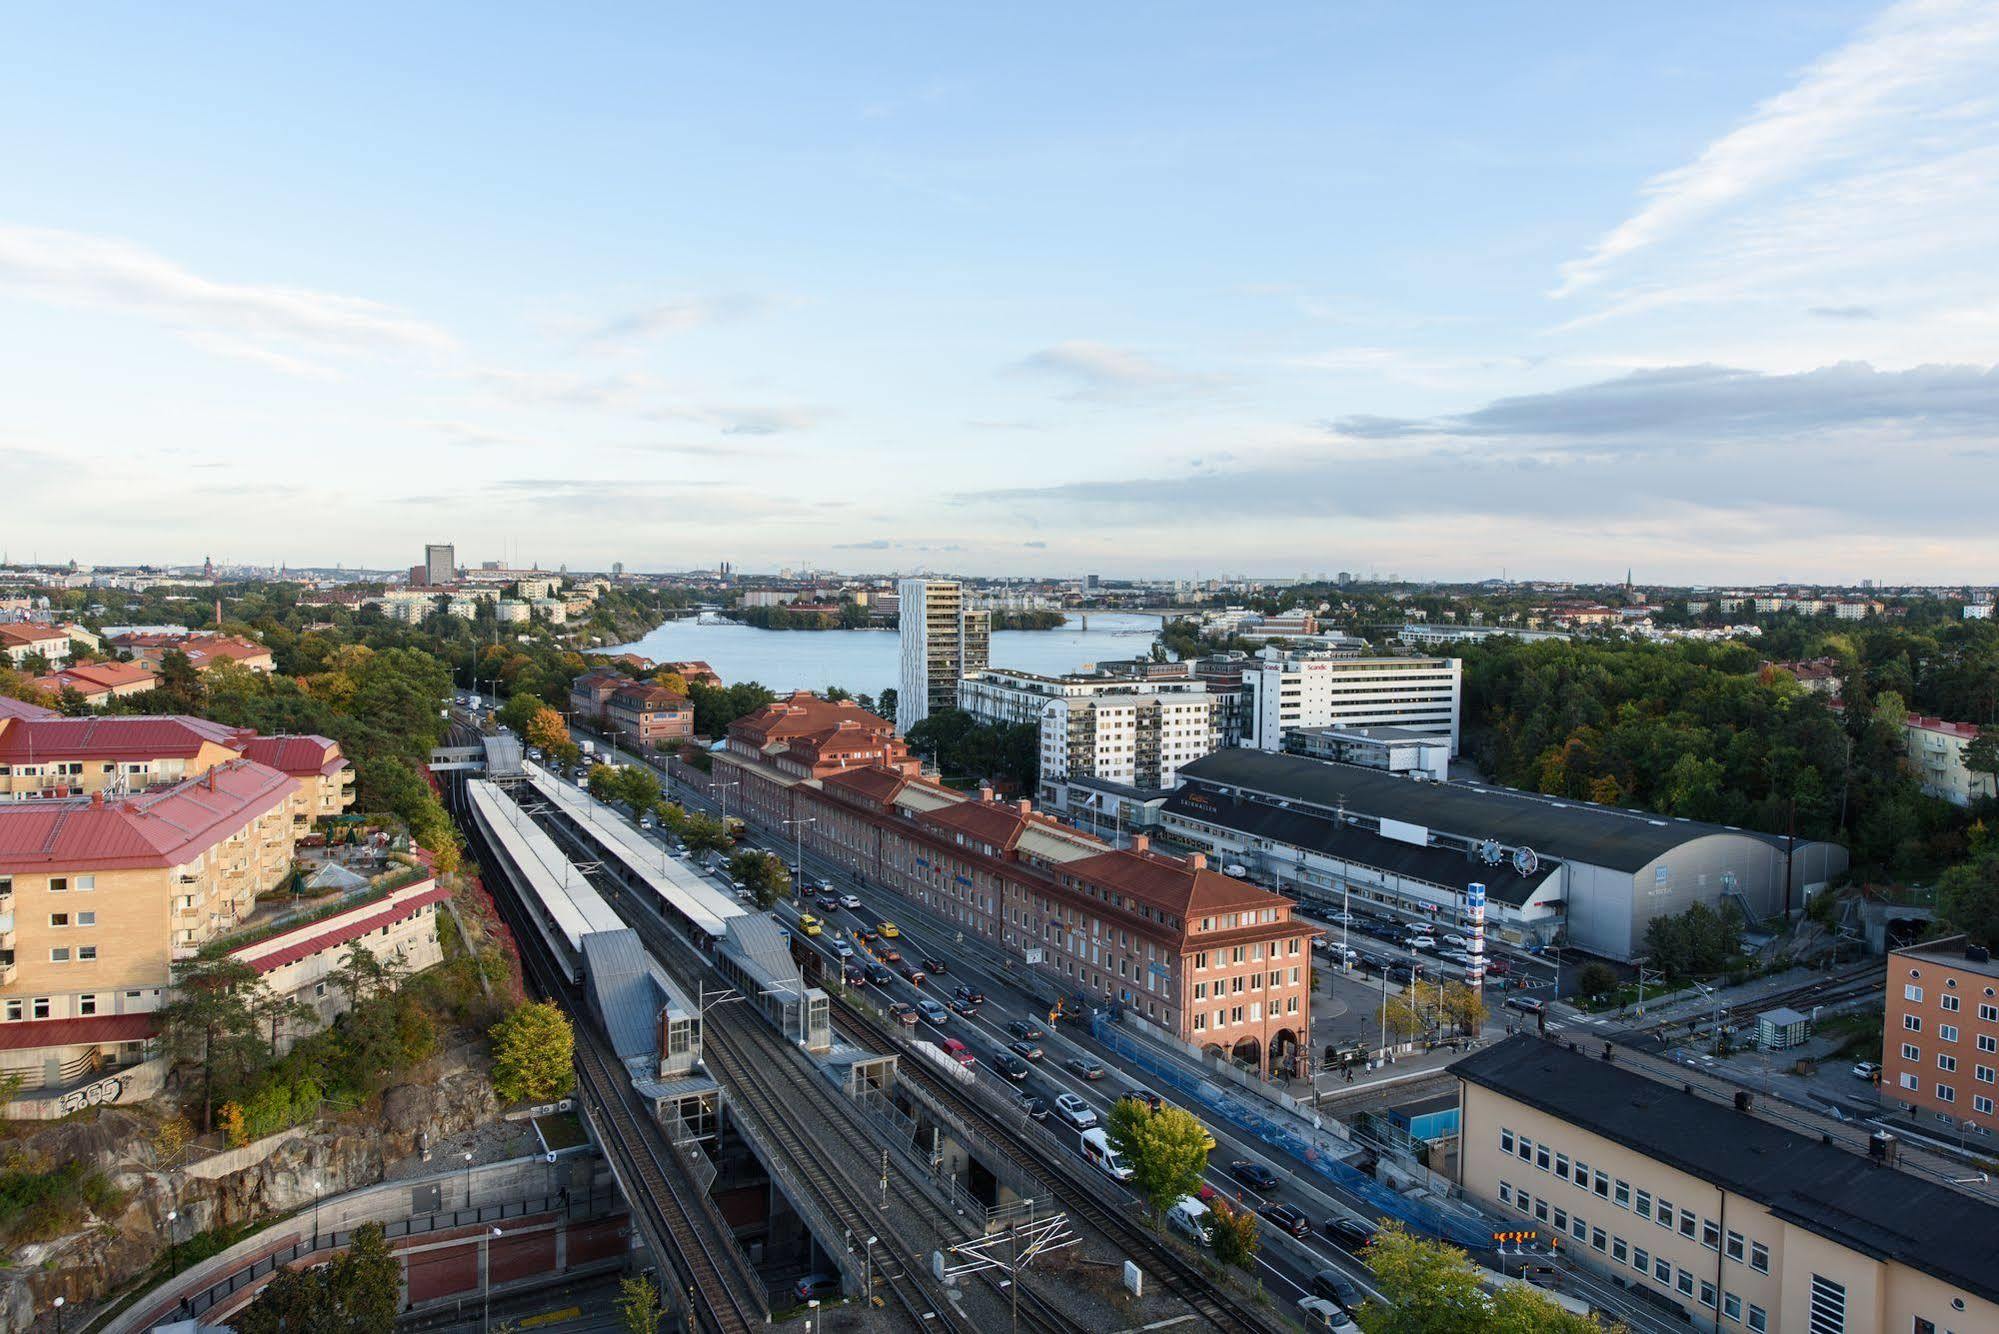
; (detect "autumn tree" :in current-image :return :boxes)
[524,705,570,754]
[1356,1221,1622,1333]
[1208,1199,1260,1270]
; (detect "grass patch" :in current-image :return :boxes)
[0,1159,127,1245]
[535,1112,588,1150]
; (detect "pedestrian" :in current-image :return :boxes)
[1344,1066,1354,1083]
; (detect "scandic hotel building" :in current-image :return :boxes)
[710,692,1313,1072]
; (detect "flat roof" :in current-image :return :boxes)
[1291,724,1451,745]
[1177,750,1798,874]
[1892,936,1999,980]
[1452,1037,1999,1305]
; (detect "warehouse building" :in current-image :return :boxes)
[1159,750,1847,960]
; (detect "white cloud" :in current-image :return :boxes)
[0,224,455,354]
[1554,0,1999,297]
[580,293,764,350]
[1011,340,1222,400]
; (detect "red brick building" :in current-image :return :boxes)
[606,683,693,750]
[569,668,627,723]
[1883,935,1999,1140]
[712,693,1313,1071]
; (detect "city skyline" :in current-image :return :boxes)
[6,2,1999,580]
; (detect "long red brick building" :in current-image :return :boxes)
[710,691,1313,1074]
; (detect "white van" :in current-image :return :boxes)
[1166,1196,1212,1245]
[1079,1127,1133,1181]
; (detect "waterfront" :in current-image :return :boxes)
[596,612,1165,694]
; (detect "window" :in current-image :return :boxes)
[1517,1189,1533,1215]
[1937,1083,1956,1103]
[1535,1144,1550,1171]
[1553,1207,1568,1232]
[1941,1024,1960,1043]
[1676,1269,1695,1297]
[3,1000,18,1021]
[1980,1003,1997,1022]
[1501,1128,1514,1154]
[1700,1281,1717,1308]
[1750,1241,1769,1274]
[1498,1182,1513,1204]
[48,877,67,893]
[1978,1094,1996,1115]
[1913,1320,1936,1334]
[1942,994,1960,1012]
[1723,1293,1742,1322]
[49,947,70,963]
[1635,1190,1652,1220]
[32,998,50,1019]
[1809,1274,1846,1334]
[1555,1153,1571,1181]
[1903,1042,1922,1061]
[1569,1215,1586,1242]
[1614,1179,1630,1208]
[78,995,96,1016]
[49,913,69,928]
[1612,1237,1628,1264]
[1572,1157,1586,1184]
[1591,1226,1606,1251]
[78,945,96,961]
[1725,1230,1745,1262]
[1939,1053,1958,1072]
[76,911,94,927]
[1594,1169,1610,1198]
[1747,1304,1767,1332]
[1632,1246,1650,1274]
[75,875,94,891]
[1517,1135,1533,1162]
[1534,1198,1549,1222]
[1905,984,1924,1002]
[1652,1257,1671,1283]
[1702,1219,1721,1250]
[1901,1072,1922,1091]
[1656,1200,1674,1230]
[1906,1014,1924,1032]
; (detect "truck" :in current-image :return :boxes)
[579,738,596,757]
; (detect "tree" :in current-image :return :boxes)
[1355,1222,1622,1333]
[616,764,661,814]
[1208,1199,1260,1270]
[158,956,277,1132]
[729,849,791,909]
[877,687,898,724]
[1642,901,1743,977]
[1378,994,1428,1043]
[681,812,734,855]
[524,705,570,754]
[1968,728,1999,800]
[1938,847,1999,948]
[1575,961,1619,1000]
[587,764,619,802]
[1107,1099,1212,1219]
[488,1000,575,1105]
[235,1221,401,1334]
[1436,981,1488,1036]
[616,1276,664,1334]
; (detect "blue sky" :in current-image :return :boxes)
[4,2,1997,582]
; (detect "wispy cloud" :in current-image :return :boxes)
[1554,0,1999,298]
[1011,340,1222,401]
[0,224,455,354]
[580,293,764,350]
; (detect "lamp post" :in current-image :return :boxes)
[482,1226,503,1334]
[782,817,817,900]
[310,1178,322,1246]
[51,1297,63,1334]
[166,1208,179,1275]
[464,1151,476,1210]
[714,780,740,830]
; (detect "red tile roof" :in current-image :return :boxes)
[610,683,689,709]
[0,714,248,762]
[237,734,347,778]
[731,691,896,748]
[237,882,449,973]
[0,623,68,647]
[0,696,56,721]
[1908,715,1983,740]
[0,1013,157,1051]
[1058,847,1274,916]
[32,661,158,697]
[917,800,1031,852]
[0,760,298,870]
[819,766,910,809]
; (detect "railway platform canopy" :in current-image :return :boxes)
[718,915,831,1052]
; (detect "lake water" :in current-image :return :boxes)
[597,612,1166,696]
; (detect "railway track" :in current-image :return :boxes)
[1610,967,1885,1042]
[824,991,1280,1334]
[452,778,768,1334]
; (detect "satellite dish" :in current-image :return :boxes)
[1478,838,1503,867]
[1512,846,1540,877]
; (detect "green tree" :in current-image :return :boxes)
[1106,1100,1212,1219]
[616,764,662,813]
[1641,901,1743,977]
[1208,1199,1260,1270]
[158,956,277,1132]
[681,812,734,855]
[1938,847,1999,948]
[728,849,792,909]
[1967,729,1999,801]
[1575,961,1619,1000]
[586,764,619,802]
[877,686,898,723]
[616,1276,664,1334]
[235,1221,401,1334]
[1355,1222,1622,1332]
[488,1000,575,1105]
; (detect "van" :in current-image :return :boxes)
[1166,1196,1212,1245]
[1079,1127,1132,1181]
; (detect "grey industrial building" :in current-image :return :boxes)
[1159,750,1848,960]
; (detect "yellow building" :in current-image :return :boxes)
[0,760,300,1091]
[1453,1036,1999,1333]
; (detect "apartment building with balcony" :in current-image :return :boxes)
[0,760,300,1092]
[1242,647,1462,753]
[896,579,989,733]
[236,734,359,827]
[1903,715,1995,808]
[1882,935,1999,1138]
[1454,1036,1999,1334]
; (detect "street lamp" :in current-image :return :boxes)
[714,779,740,830]
[481,1226,504,1333]
[782,817,818,899]
[464,1151,476,1209]
[51,1297,63,1334]
[166,1208,179,1275]
[310,1178,322,1246]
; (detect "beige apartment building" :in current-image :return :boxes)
[1453,1037,1999,1334]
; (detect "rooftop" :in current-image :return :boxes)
[0,759,297,870]
[1891,934,1999,980]
[1452,1037,1999,1305]
[0,714,247,763]
[1175,749,1797,874]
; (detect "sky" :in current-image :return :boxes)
[4,1,1998,584]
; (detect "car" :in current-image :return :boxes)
[815,893,839,911]
[917,998,949,1025]
[1262,1202,1312,1238]
[1121,1088,1164,1113]
[1386,963,1417,984]
[948,995,977,1015]
[815,877,834,892]
[1326,911,1356,925]
[898,963,929,985]
[1229,1160,1279,1192]
[1485,956,1514,976]
[878,921,900,938]
[887,1001,918,1026]
[854,927,878,944]
[1310,1269,1361,1309]
[1296,1297,1361,1332]
[1403,933,1437,950]
[1320,1216,1378,1252]
[921,956,948,974]
[1067,1057,1107,1080]
[833,941,855,960]
[1009,1039,1044,1061]
[793,1273,842,1303]
[939,1036,974,1064]
[954,983,986,1005]
[1503,995,1544,1016]
[865,964,892,986]
[1053,1093,1097,1129]
[839,893,862,910]
[798,914,822,937]
[1442,949,1475,967]
[877,947,903,964]
[1017,1093,1050,1121]
[842,965,865,986]
[991,1051,1030,1081]
[637,814,654,829]
[1007,1019,1045,1041]
[1852,1061,1882,1081]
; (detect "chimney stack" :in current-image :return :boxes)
[1017,798,1032,814]
[1187,852,1207,870]
[1131,834,1150,854]
[978,784,994,803]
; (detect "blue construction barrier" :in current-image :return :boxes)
[1091,1014,1491,1250]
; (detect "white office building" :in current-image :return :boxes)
[1244,647,1461,753]
[897,579,990,733]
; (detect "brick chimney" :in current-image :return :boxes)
[978,783,994,803]
[1187,852,1207,870]
[1131,834,1150,853]
[1017,799,1032,814]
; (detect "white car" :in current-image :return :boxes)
[839,893,862,911]
[1403,934,1437,950]
[1297,1297,1360,1332]
[1054,1093,1097,1130]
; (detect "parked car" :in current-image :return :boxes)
[793,1273,842,1302]
[1262,1203,1312,1238]
[1386,963,1417,984]
[1053,1092,1097,1129]
[1008,1019,1045,1041]
[1229,1160,1279,1192]
[1403,933,1437,950]
[1066,1057,1107,1080]
[1485,956,1514,976]
[1852,1061,1882,1081]
[916,998,948,1025]
[1321,1215,1378,1252]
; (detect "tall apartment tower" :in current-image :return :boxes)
[897,579,990,734]
[423,543,456,587]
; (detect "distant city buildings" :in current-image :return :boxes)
[422,542,456,587]
[896,578,989,733]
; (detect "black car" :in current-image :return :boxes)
[1262,1202,1312,1238]
[1066,1057,1107,1080]
[1229,1160,1279,1192]
[1386,963,1416,984]
[1310,1269,1361,1309]
[921,956,948,974]
[991,1051,1030,1081]
[948,995,977,1015]
[898,963,929,985]
[843,965,865,986]
[1120,1087,1164,1113]
[1017,1093,1050,1121]
[1321,1216,1378,1252]
[1007,1019,1045,1041]
[864,964,893,986]
[1009,1039,1044,1061]
[954,983,986,1005]
[793,1273,841,1302]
